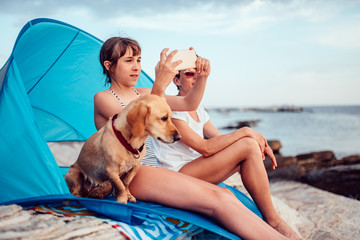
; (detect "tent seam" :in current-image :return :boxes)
[27,31,80,94]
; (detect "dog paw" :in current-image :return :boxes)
[128,194,136,203]
[116,195,128,204]
[71,191,81,197]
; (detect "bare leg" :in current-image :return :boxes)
[179,137,302,240]
[237,139,301,240]
[130,165,288,240]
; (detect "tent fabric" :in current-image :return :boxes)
[0,18,261,239]
[0,18,153,203]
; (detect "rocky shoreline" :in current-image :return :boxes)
[224,175,360,240]
[206,105,304,113]
[265,140,360,200]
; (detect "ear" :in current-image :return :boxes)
[104,60,112,71]
[173,77,181,87]
[127,101,150,136]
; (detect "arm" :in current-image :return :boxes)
[94,91,122,130]
[173,119,277,169]
[172,118,251,157]
[151,48,210,111]
[165,56,210,111]
[203,121,276,164]
[151,49,180,96]
[164,75,207,111]
[203,120,222,138]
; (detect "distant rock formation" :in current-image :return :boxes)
[221,119,260,130]
[268,140,282,154]
[264,147,360,199]
[206,105,303,113]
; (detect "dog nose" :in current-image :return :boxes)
[173,132,181,142]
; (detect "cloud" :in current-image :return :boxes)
[0,0,243,17]
[315,22,360,50]
[101,0,360,37]
[3,0,351,35]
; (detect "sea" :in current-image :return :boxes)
[207,105,360,159]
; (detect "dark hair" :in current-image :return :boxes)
[174,72,181,90]
[99,37,141,85]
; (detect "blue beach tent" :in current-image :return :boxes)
[0,18,261,239]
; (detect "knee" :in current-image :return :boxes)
[206,188,236,217]
[234,137,262,160]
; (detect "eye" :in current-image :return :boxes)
[161,116,168,121]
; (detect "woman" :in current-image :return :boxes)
[152,68,302,240]
[94,37,295,239]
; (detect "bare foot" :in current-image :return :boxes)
[268,217,302,240]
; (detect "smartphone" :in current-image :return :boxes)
[167,49,197,70]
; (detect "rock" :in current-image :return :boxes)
[301,163,360,199]
[264,150,360,200]
[267,164,304,180]
[296,151,336,172]
[264,156,297,170]
[269,180,360,240]
[221,119,260,129]
[296,150,335,161]
[224,175,360,240]
[336,154,360,165]
[268,140,282,153]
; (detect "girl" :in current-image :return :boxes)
[94,37,294,240]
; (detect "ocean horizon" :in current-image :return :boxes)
[207,105,360,159]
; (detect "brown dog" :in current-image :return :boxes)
[65,94,180,203]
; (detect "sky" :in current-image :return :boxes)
[1,0,359,108]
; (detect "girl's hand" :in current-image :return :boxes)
[155,48,180,84]
[153,49,182,95]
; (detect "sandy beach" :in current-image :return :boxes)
[224,174,360,240]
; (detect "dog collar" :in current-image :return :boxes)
[112,114,144,159]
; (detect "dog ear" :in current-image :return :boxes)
[127,101,150,136]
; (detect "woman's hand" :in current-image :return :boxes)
[192,48,210,79]
[195,56,211,79]
[239,127,266,152]
[265,144,277,170]
[152,49,181,96]
[186,47,210,79]
[239,127,277,169]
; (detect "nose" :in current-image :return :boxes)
[132,61,140,70]
[173,132,181,142]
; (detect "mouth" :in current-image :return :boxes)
[157,137,173,144]
[157,137,167,143]
[130,74,139,78]
[157,133,181,144]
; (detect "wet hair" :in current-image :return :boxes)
[99,37,141,85]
